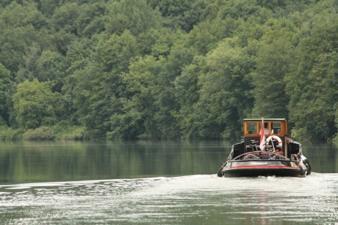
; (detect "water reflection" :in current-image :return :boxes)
[0,142,337,184]
[304,144,338,173]
[0,141,228,184]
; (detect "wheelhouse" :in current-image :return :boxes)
[243,118,288,137]
[229,118,301,160]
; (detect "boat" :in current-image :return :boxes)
[217,118,311,177]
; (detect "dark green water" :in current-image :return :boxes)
[0,141,337,225]
[0,141,229,184]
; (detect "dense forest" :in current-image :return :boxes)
[0,0,337,143]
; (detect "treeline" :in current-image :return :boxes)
[0,0,337,143]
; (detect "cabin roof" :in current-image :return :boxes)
[243,118,286,121]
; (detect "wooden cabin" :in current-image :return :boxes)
[229,118,300,160]
[243,118,288,137]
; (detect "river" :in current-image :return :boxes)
[0,141,337,224]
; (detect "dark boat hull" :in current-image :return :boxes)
[222,166,305,177]
[219,160,307,177]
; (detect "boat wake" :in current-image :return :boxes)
[0,173,337,225]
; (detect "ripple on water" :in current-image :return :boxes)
[0,173,337,225]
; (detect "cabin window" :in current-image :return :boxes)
[258,122,272,135]
[247,122,257,134]
[272,122,281,134]
[258,122,269,129]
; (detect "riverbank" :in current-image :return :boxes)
[0,125,86,141]
[334,135,338,147]
[1,125,338,147]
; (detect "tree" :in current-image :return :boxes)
[251,19,296,118]
[67,31,140,137]
[104,0,161,36]
[13,80,61,129]
[147,0,208,31]
[186,18,239,55]
[120,49,194,139]
[95,30,139,73]
[0,63,12,125]
[51,2,81,35]
[285,11,338,142]
[0,2,46,72]
[174,59,201,138]
[334,108,338,145]
[75,1,106,37]
[35,50,67,91]
[0,0,337,142]
[120,56,170,139]
[191,38,254,140]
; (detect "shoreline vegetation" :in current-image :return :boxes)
[0,125,86,141]
[1,124,337,146]
[0,0,337,144]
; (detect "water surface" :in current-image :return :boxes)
[0,142,337,225]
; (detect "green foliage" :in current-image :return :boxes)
[334,109,338,146]
[95,31,139,72]
[13,80,62,129]
[0,2,46,72]
[147,0,208,31]
[285,10,338,142]
[51,2,82,35]
[0,0,337,142]
[186,18,239,54]
[191,38,254,140]
[0,126,23,141]
[105,0,161,35]
[23,126,55,141]
[122,56,170,139]
[35,50,67,82]
[57,127,86,141]
[35,0,63,16]
[251,19,295,118]
[0,63,12,124]
[52,123,86,140]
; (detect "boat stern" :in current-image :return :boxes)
[220,160,306,177]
